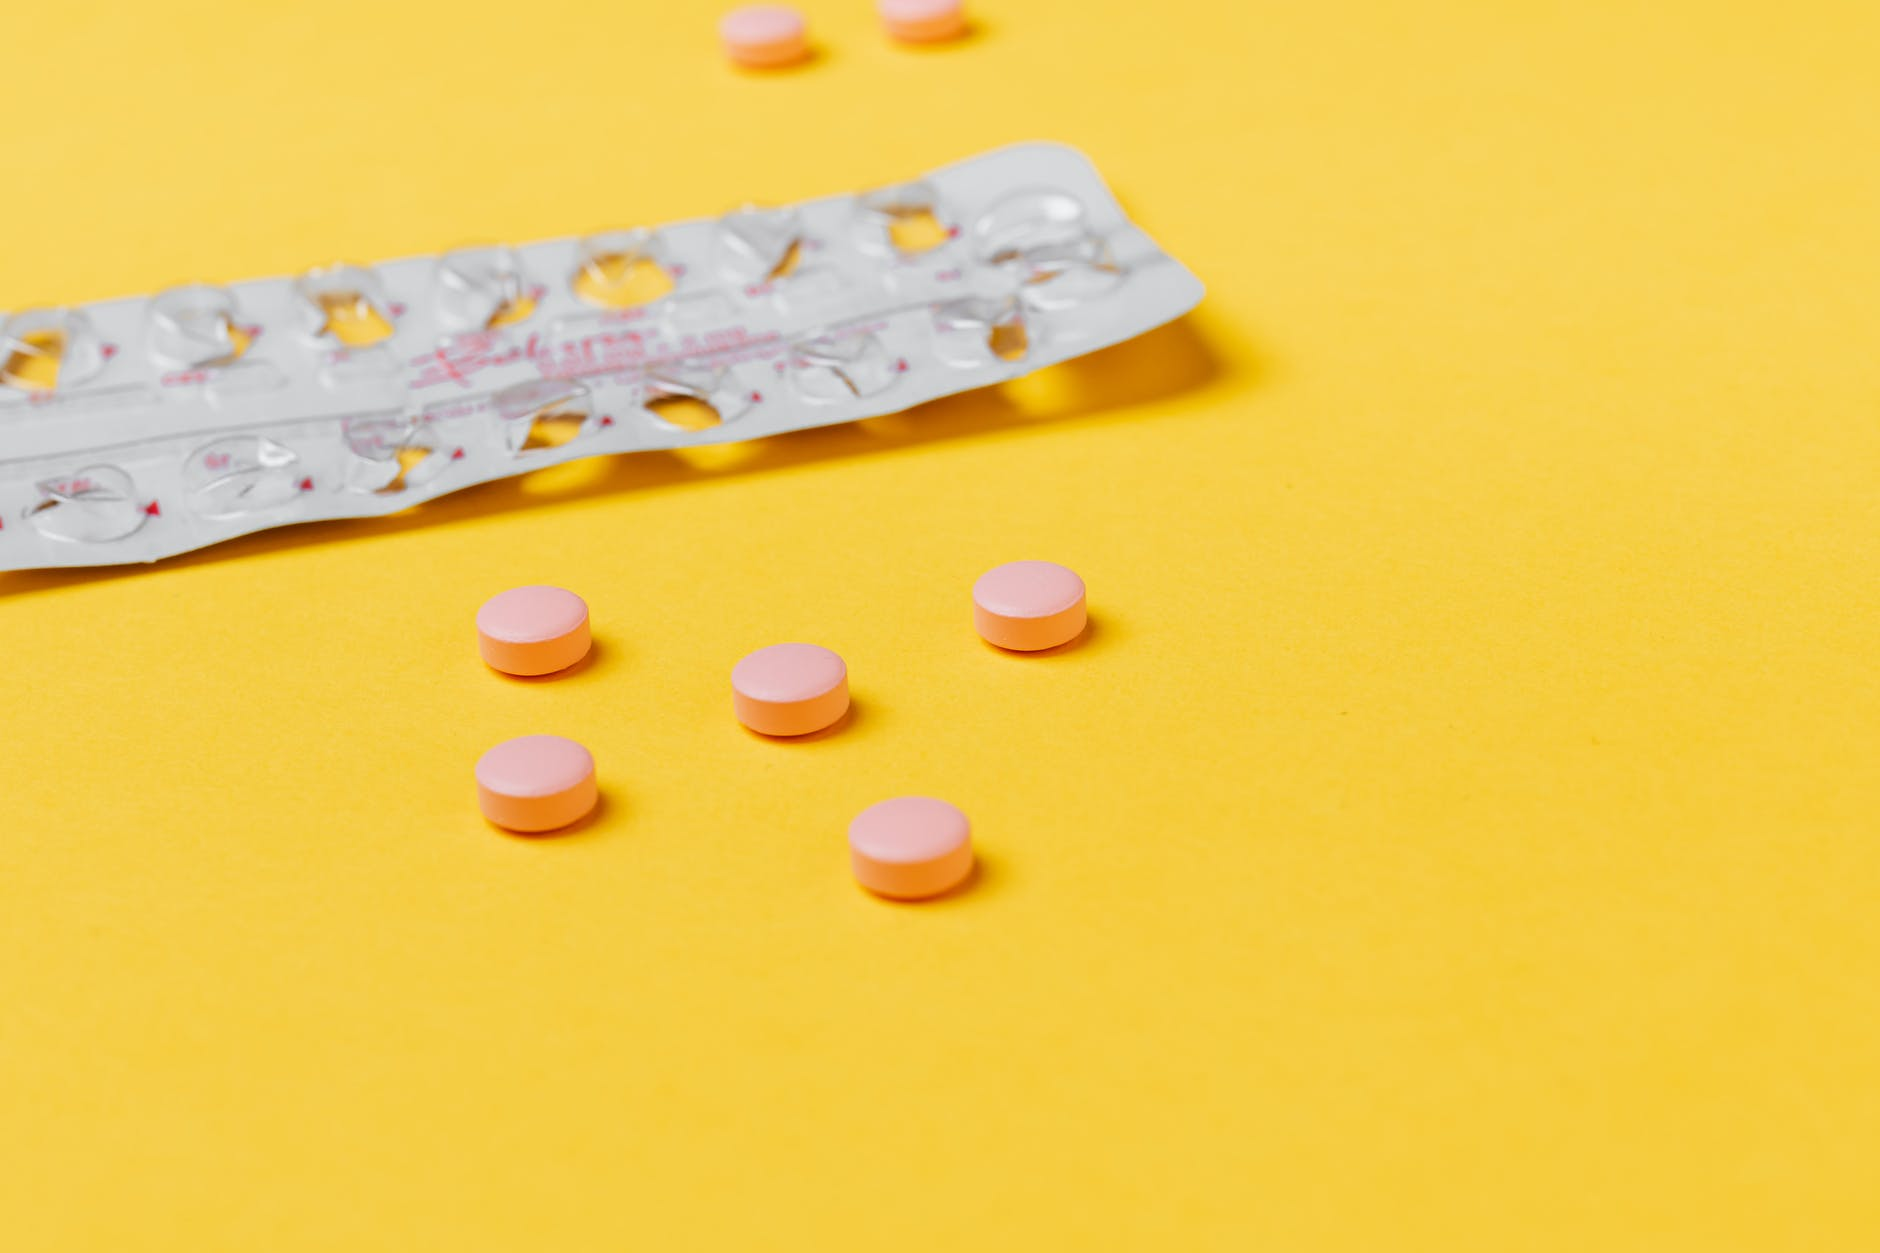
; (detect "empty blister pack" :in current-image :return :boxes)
[0,143,1203,571]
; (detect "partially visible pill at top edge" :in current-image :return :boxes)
[720,6,811,68]
[879,0,968,43]
[477,585,591,676]
[973,560,1086,651]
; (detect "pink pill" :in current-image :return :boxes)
[849,797,974,900]
[879,0,967,43]
[973,560,1087,651]
[477,585,591,676]
[720,5,810,68]
[732,642,849,737]
[475,735,598,833]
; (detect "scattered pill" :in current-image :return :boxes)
[720,5,810,68]
[973,560,1086,651]
[732,642,849,736]
[475,734,598,833]
[849,796,974,900]
[879,0,967,43]
[477,585,591,676]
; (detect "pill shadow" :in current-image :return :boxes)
[740,699,862,744]
[489,791,613,842]
[0,317,1236,600]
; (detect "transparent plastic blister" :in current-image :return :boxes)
[0,143,1203,571]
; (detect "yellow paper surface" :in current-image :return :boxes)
[2,2,1877,1248]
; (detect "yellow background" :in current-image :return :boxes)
[3,1,1878,1248]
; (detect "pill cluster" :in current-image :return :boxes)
[719,1,967,69]
[474,560,1086,901]
[0,144,1201,573]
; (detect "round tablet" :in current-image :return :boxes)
[879,0,967,43]
[732,643,849,737]
[477,585,591,676]
[475,735,598,833]
[849,797,974,900]
[973,560,1087,651]
[720,5,810,68]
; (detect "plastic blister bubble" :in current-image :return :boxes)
[791,330,901,403]
[496,378,598,455]
[27,465,149,543]
[3,308,107,392]
[574,229,676,310]
[150,285,247,369]
[977,190,1127,312]
[855,180,958,260]
[717,205,805,286]
[185,436,306,518]
[342,413,451,496]
[436,246,536,333]
[298,264,398,347]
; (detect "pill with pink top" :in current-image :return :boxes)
[732,642,850,736]
[719,5,810,68]
[475,734,598,833]
[879,0,967,43]
[973,560,1087,651]
[477,585,591,676]
[849,796,975,900]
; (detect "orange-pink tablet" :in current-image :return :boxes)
[973,560,1086,651]
[879,0,967,43]
[732,642,849,736]
[477,585,591,676]
[849,796,974,900]
[475,735,598,833]
[720,5,810,68]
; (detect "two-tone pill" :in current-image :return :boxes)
[973,560,1086,651]
[720,6,811,67]
[732,642,850,736]
[849,796,974,900]
[477,585,591,676]
[475,734,598,833]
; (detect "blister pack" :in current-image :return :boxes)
[0,142,1202,571]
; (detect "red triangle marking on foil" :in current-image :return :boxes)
[144,501,161,517]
